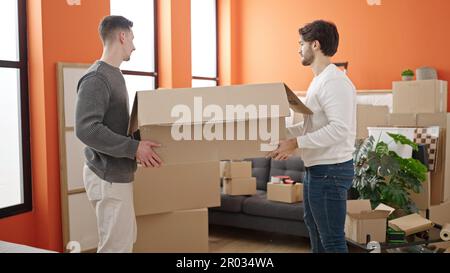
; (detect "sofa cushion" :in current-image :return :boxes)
[269,157,305,186]
[244,157,271,191]
[210,193,247,213]
[242,191,305,221]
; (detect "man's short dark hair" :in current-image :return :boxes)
[99,15,133,43]
[299,20,339,57]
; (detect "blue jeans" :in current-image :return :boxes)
[303,160,354,253]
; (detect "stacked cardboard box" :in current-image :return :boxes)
[364,80,449,209]
[220,161,256,196]
[393,80,447,114]
[134,209,209,253]
[388,114,450,206]
[356,105,390,140]
[129,83,311,252]
[408,172,431,210]
[267,176,303,203]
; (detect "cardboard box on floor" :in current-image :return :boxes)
[223,177,257,196]
[220,161,252,178]
[388,113,450,205]
[134,209,208,253]
[388,213,433,236]
[129,83,312,215]
[393,80,448,114]
[267,183,303,203]
[345,200,392,244]
[357,105,390,139]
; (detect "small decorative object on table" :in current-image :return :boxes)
[401,69,415,81]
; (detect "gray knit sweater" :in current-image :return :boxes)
[75,61,139,183]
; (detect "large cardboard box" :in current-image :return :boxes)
[134,162,220,216]
[388,213,433,236]
[387,113,450,205]
[408,172,431,210]
[357,105,389,139]
[220,161,252,178]
[345,200,391,244]
[129,83,311,215]
[223,177,257,196]
[134,209,208,253]
[393,80,448,114]
[429,201,450,226]
[129,83,311,165]
[267,183,303,203]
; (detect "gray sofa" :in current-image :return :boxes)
[209,157,310,238]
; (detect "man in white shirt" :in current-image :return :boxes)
[269,20,357,253]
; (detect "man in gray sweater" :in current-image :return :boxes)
[75,15,162,253]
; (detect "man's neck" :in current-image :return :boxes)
[100,47,123,68]
[311,57,332,77]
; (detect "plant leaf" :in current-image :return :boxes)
[387,133,418,151]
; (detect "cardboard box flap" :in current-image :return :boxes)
[388,213,433,235]
[347,200,391,219]
[128,93,139,135]
[375,203,395,215]
[130,83,312,128]
[347,210,391,220]
[347,200,372,214]
[284,84,313,115]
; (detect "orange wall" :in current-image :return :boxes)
[231,0,450,93]
[158,0,192,88]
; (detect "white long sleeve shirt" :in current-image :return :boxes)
[288,64,357,167]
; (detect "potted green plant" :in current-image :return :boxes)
[401,69,415,81]
[353,133,428,218]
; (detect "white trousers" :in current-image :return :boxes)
[83,165,137,253]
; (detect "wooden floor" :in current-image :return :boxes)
[209,225,311,253]
[208,225,367,253]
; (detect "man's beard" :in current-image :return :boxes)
[301,50,315,66]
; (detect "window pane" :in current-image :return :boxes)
[123,74,155,113]
[191,0,217,78]
[110,0,155,73]
[0,68,23,209]
[192,79,217,88]
[0,0,19,61]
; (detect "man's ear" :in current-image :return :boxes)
[119,31,126,44]
[312,40,321,51]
